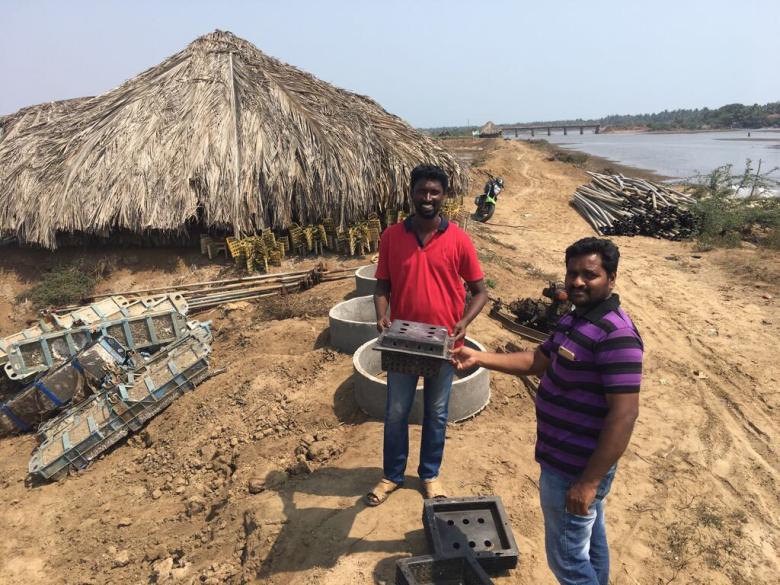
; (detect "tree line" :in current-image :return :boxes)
[425,101,780,134]
[599,102,780,130]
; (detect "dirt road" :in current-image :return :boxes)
[0,139,777,584]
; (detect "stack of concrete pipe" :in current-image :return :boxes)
[354,264,378,296]
[328,295,380,354]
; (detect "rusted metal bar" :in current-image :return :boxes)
[488,304,550,344]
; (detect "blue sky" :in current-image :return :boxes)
[2,0,779,127]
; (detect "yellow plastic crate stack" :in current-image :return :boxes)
[354,224,370,255]
[314,224,328,255]
[322,219,337,249]
[336,226,356,256]
[302,226,316,254]
[367,214,382,250]
[221,212,412,268]
[262,231,282,267]
[245,236,269,272]
[226,236,248,269]
[441,197,460,219]
[287,223,307,256]
[276,238,287,263]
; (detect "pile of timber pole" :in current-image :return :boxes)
[54,265,356,314]
[571,172,697,240]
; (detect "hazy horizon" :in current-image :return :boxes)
[2,0,779,127]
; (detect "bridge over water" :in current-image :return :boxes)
[502,124,600,137]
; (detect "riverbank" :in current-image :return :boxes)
[609,127,780,135]
[522,137,673,182]
[515,129,780,182]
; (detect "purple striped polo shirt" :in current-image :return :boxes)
[537,294,643,479]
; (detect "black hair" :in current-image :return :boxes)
[565,237,620,275]
[410,164,449,194]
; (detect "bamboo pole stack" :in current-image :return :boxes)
[53,265,355,314]
[571,172,697,240]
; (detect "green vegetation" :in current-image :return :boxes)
[423,126,479,138]
[687,161,780,249]
[600,102,780,131]
[527,139,589,167]
[424,101,780,134]
[17,263,97,309]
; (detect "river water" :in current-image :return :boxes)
[506,129,780,181]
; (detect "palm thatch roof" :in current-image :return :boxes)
[0,97,91,143]
[0,30,467,248]
[479,121,502,137]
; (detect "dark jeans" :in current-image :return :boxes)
[382,363,454,484]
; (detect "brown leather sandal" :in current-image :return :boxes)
[421,478,447,499]
[365,478,400,506]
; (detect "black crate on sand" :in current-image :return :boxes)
[395,554,494,585]
[375,320,452,377]
[422,496,519,573]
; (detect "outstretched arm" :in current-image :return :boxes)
[452,345,549,376]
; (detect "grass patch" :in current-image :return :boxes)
[527,139,589,167]
[17,263,97,309]
[254,292,331,321]
[688,162,780,249]
[551,150,589,167]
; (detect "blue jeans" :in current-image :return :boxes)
[539,465,617,585]
[383,363,455,485]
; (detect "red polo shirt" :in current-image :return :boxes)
[375,215,483,334]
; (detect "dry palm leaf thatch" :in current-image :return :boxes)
[0,97,91,143]
[479,121,501,137]
[0,30,467,248]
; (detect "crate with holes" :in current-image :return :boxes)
[374,320,453,377]
[422,495,519,573]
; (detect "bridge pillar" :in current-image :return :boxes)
[580,126,584,135]
[547,127,551,136]
[531,129,535,137]
[563,127,568,135]
[514,129,518,137]
[595,126,600,134]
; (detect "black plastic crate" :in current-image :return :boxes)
[376,320,452,377]
[395,554,494,585]
[422,496,519,573]
[380,351,443,377]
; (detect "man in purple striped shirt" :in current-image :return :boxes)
[452,237,642,585]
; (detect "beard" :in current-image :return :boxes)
[415,200,439,219]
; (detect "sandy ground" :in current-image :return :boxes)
[0,139,778,585]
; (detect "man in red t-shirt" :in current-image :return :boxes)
[365,164,488,506]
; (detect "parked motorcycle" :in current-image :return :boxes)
[474,176,504,222]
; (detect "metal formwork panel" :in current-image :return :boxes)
[29,323,212,481]
[0,297,130,367]
[0,336,130,437]
[0,294,188,369]
[4,310,188,380]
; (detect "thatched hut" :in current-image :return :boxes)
[0,97,91,143]
[479,121,502,138]
[0,30,467,248]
